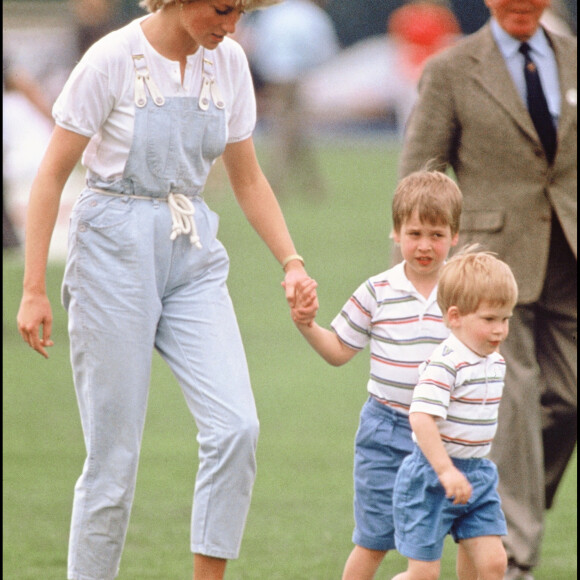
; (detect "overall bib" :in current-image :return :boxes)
[63,42,259,580]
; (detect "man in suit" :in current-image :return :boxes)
[397,2,577,579]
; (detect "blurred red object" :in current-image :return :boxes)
[388,2,461,79]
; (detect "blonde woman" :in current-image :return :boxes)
[17,1,315,578]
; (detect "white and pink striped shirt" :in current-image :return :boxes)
[331,262,449,416]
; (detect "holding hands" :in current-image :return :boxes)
[283,274,319,327]
[285,275,358,367]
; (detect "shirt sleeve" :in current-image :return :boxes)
[224,40,257,143]
[52,39,124,138]
[330,280,375,351]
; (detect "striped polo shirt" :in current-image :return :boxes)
[331,262,449,416]
[410,333,506,458]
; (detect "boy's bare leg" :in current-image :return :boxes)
[459,536,507,580]
[342,546,387,580]
[457,542,479,580]
[391,558,440,580]
[193,554,227,580]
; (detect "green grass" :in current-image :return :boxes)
[3,140,576,578]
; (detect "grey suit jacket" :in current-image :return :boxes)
[399,23,577,304]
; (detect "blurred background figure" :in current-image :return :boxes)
[299,0,462,136]
[69,0,145,59]
[238,0,340,198]
[325,0,407,47]
[325,0,489,47]
[3,52,53,251]
[70,0,120,58]
[3,0,143,256]
[387,1,461,134]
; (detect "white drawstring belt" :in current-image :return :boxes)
[88,188,203,248]
[168,192,202,248]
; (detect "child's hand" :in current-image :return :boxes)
[285,278,319,327]
[438,465,473,505]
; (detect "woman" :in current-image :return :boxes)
[17,1,316,578]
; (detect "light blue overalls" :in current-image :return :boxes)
[62,38,259,580]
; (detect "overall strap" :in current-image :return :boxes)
[126,20,165,108]
[132,53,165,108]
[199,51,226,111]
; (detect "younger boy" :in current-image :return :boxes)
[392,249,518,580]
[291,170,462,579]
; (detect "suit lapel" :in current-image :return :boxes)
[468,26,540,144]
[550,31,577,144]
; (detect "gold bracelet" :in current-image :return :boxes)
[282,254,305,270]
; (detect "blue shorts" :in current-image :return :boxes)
[352,397,414,551]
[393,446,507,562]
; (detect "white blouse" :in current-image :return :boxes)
[53,16,257,182]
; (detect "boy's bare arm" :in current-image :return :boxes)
[409,412,472,505]
[289,277,357,366]
[295,321,358,367]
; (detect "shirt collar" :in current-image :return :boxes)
[446,332,503,365]
[387,261,412,292]
[388,261,438,304]
[490,17,551,60]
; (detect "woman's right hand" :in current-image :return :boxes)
[17,292,54,359]
[15,127,89,359]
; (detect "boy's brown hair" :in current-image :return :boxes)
[392,169,463,236]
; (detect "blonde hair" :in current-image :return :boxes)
[140,0,283,13]
[392,169,463,236]
[437,245,518,317]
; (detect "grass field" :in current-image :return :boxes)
[3,139,576,579]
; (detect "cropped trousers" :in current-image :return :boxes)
[63,190,259,579]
